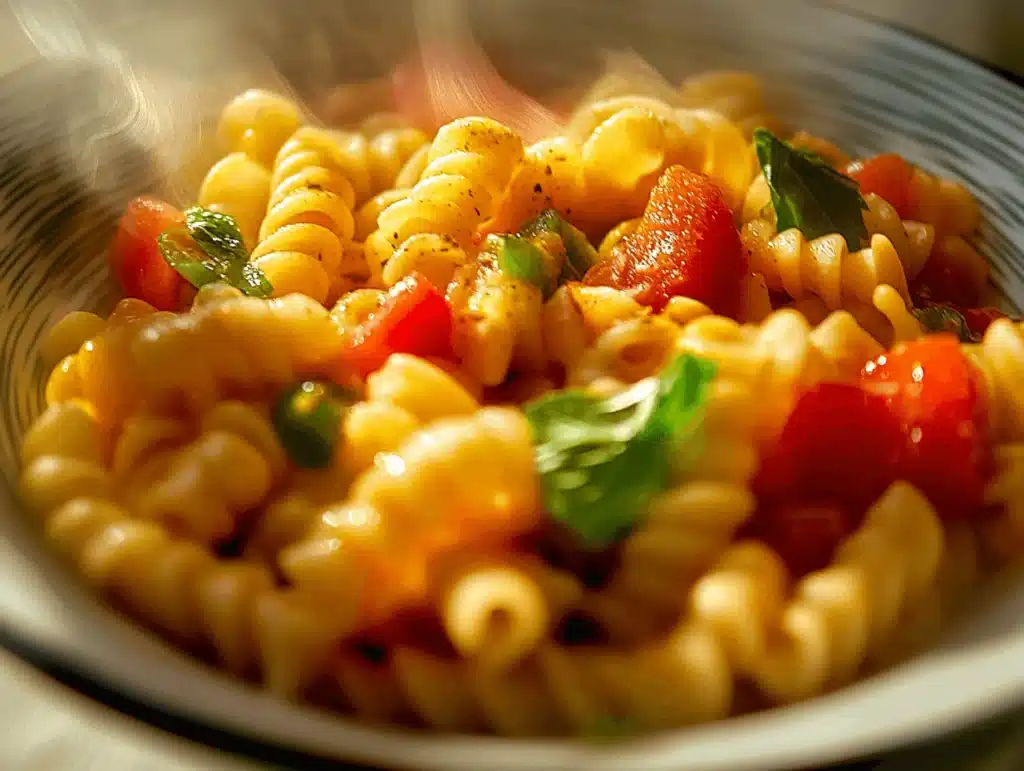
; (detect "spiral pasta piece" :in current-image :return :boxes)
[789,284,922,349]
[328,620,732,734]
[372,117,525,269]
[198,152,272,250]
[279,407,540,633]
[544,284,650,375]
[963,318,1024,443]
[433,552,564,671]
[45,497,343,697]
[568,97,752,220]
[742,217,910,311]
[217,89,303,167]
[252,127,365,303]
[691,482,944,703]
[77,294,344,420]
[447,257,546,387]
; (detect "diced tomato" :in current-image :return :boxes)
[583,166,746,316]
[910,239,984,308]
[338,272,454,378]
[744,504,854,578]
[961,306,1010,338]
[755,382,905,514]
[844,153,914,219]
[110,197,188,311]
[861,335,990,519]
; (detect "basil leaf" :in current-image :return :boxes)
[913,305,980,343]
[525,354,716,547]
[272,381,353,469]
[753,128,869,248]
[185,206,248,263]
[492,234,555,298]
[157,229,225,288]
[520,208,597,280]
[158,206,273,298]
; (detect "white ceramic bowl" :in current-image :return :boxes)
[0,1,1021,768]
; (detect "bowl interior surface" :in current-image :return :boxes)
[0,1,1022,770]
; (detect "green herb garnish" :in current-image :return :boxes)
[519,208,598,280]
[158,206,272,298]
[913,305,979,343]
[753,128,869,248]
[490,234,555,298]
[272,381,353,469]
[524,354,716,547]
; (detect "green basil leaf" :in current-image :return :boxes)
[753,128,869,248]
[520,208,597,281]
[158,207,273,298]
[525,354,717,547]
[185,206,248,263]
[913,305,980,343]
[272,381,354,469]
[493,234,555,298]
[157,230,225,288]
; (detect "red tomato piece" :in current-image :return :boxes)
[110,196,188,311]
[960,306,1010,338]
[583,166,747,316]
[745,504,854,579]
[844,153,914,219]
[755,382,905,514]
[910,239,984,308]
[861,335,990,519]
[339,272,454,378]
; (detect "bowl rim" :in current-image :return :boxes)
[2,5,1024,771]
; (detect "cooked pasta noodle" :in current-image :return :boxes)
[279,407,540,633]
[742,219,910,312]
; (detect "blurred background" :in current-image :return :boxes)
[0,0,1020,769]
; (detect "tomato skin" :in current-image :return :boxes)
[744,504,854,578]
[960,306,1010,338]
[755,382,906,514]
[339,272,455,378]
[110,197,188,311]
[844,153,914,219]
[861,335,990,519]
[583,166,747,317]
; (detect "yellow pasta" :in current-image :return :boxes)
[40,311,105,370]
[198,152,271,250]
[217,88,303,167]
[691,482,943,703]
[906,166,982,235]
[742,219,909,311]
[964,318,1024,443]
[279,407,540,634]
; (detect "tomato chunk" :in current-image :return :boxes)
[961,306,1010,338]
[110,196,188,311]
[583,166,746,316]
[844,153,913,219]
[339,272,454,378]
[861,335,990,519]
[755,382,905,514]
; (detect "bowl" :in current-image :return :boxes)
[0,1,1022,769]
